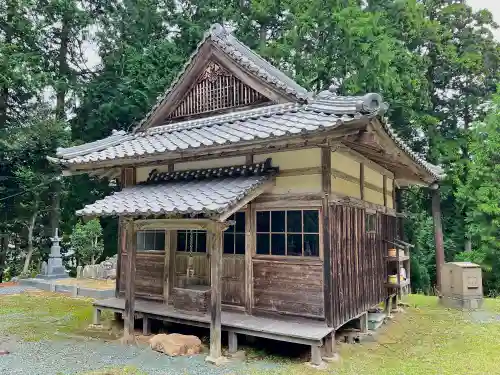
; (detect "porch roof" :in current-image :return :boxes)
[77,174,270,218]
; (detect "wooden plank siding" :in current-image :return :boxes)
[119,252,165,299]
[330,205,390,328]
[221,255,245,306]
[253,259,324,318]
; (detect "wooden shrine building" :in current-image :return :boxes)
[52,24,444,365]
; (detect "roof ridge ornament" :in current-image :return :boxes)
[328,78,341,95]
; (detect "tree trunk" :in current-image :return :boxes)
[50,11,71,238]
[0,234,8,283]
[22,211,38,275]
[259,24,267,50]
[0,1,14,128]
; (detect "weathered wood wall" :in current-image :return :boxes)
[174,253,209,285]
[119,252,164,299]
[222,255,245,306]
[330,205,390,328]
[173,252,245,306]
[253,259,324,318]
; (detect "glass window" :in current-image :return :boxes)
[136,230,165,251]
[177,230,207,252]
[223,212,246,254]
[255,209,320,257]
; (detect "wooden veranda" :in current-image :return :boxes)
[93,297,334,363]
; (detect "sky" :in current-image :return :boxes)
[469,0,500,40]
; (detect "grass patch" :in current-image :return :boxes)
[251,295,500,375]
[2,292,499,375]
[0,292,116,341]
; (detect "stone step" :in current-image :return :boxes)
[368,312,386,331]
[368,312,386,323]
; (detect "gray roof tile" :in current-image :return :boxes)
[77,175,269,217]
[57,101,369,165]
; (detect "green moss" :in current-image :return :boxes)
[250,295,500,375]
[0,293,114,341]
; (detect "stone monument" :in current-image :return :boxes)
[37,228,68,280]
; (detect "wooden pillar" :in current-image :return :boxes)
[117,168,136,298]
[115,218,125,298]
[431,184,445,294]
[206,221,224,363]
[359,163,365,200]
[228,331,238,354]
[244,203,254,314]
[321,146,333,327]
[163,230,171,303]
[359,312,368,333]
[93,308,101,325]
[122,218,137,344]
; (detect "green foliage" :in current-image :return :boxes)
[70,219,104,266]
[455,89,500,295]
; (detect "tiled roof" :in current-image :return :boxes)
[56,96,378,165]
[381,121,445,179]
[76,175,269,217]
[136,23,310,131]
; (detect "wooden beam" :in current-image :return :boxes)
[206,222,225,363]
[244,202,254,314]
[329,193,396,216]
[359,163,365,201]
[383,175,387,207]
[135,218,215,231]
[122,218,136,344]
[321,147,334,328]
[431,185,444,294]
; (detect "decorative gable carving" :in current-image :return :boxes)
[166,61,271,122]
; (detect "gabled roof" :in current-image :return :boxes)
[136,23,310,131]
[56,93,383,165]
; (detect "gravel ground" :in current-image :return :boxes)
[0,337,281,375]
[0,285,283,374]
[0,286,37,295]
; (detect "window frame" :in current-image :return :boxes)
[136,230,166,253]
[254,208,322,259]
[176,229,207,253]
[223,211,246,256]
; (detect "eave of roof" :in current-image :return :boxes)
[77,174,271,218]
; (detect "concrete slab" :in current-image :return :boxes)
[19,278,114,299]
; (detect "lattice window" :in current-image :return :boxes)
[167,61,271,121]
